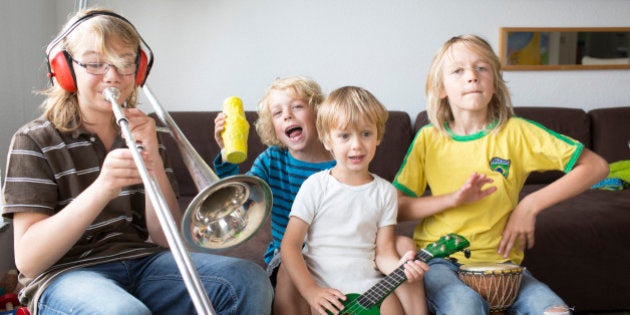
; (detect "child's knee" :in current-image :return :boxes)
[543,305,572,315]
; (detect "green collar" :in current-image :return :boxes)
[445,119,498,141]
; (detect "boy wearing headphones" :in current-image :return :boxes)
[1,8,272,314]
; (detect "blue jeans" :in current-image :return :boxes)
[38,251,273,315]
[425,258,569,315]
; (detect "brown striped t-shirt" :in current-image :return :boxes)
[1,116,179,311]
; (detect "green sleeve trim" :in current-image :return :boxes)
[564,142,584,173]
[392,124,432,198]
[392,180,418,197]
[514,117,584,173]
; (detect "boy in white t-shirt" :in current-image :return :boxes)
[281,86,429,315]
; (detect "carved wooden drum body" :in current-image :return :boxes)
[458,263,524,313]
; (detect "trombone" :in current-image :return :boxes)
[104,86,272,315]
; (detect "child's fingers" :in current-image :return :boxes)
[213,113,227,147]
[400,250,414,262]
[498,232,517,257]
[403,260,428,281]
[319,289,345,315]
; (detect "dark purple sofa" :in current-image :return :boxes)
[153,106,630,314]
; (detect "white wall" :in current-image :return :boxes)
[102,0,630,113]
[0,0,69,278]
[1,0,630,272]
[2,0,630,171]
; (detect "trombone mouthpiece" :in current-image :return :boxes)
[103,87,120,103]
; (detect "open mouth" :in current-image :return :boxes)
[285,125,303,139]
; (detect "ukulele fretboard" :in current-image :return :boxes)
[355,249,433,308]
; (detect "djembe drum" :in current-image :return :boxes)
[458,263,524,314]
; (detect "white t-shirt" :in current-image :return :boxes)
[290,170,398,294]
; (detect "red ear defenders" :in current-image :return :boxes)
[46,10,153,92]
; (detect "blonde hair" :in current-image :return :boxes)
[316,86,388,144]
[41,8,142,133]
[425,34,513,136]
[255,76,324,148]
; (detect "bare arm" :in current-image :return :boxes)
[13,148,143,278]
[498,148,609,256]
[280,217,346,315]
[13,109,179,276]
[213,112,226,149]
[374,226,428,283]
[397,172,497,221]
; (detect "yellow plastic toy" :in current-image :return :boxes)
[221,96,249,164]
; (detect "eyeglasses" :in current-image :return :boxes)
[71,57,137,76]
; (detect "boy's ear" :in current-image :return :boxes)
[439,88,447,99]
[323,142,332,152]
[321,136,332,151]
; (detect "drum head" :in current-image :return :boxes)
[459,263,523,274]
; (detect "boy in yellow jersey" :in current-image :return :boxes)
[394,34,608,315]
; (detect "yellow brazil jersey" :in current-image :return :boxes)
[393,117,583,264]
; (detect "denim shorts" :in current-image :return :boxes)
[266,249,282,288]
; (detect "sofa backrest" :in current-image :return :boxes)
[150,110,413,200]
[153,106,628,197]
[372,111,414,181]
[413,107,592,184]
[149,111,264,197]
[589,106,630,163]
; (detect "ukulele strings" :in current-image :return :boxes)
[340,250,433,314]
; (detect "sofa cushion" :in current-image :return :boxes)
[521,185,630,311]
[589,106,630,163]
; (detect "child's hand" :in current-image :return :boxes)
[451,172,497,207]
[498,201,537,257]
[213,112,227,149]
[304,285,346,315]
[97,148,144,200]
[124,108,160,168]
[400,250,429,283]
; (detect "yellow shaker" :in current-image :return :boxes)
[221,96,249,164]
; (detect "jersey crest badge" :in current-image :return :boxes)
[490,157,510,178]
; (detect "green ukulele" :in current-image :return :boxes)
[328,233,471,315]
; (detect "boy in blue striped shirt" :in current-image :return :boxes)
[213,76,335,313]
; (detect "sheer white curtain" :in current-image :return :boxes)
[75,0,88,11]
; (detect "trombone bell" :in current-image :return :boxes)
[182,175,272,251]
